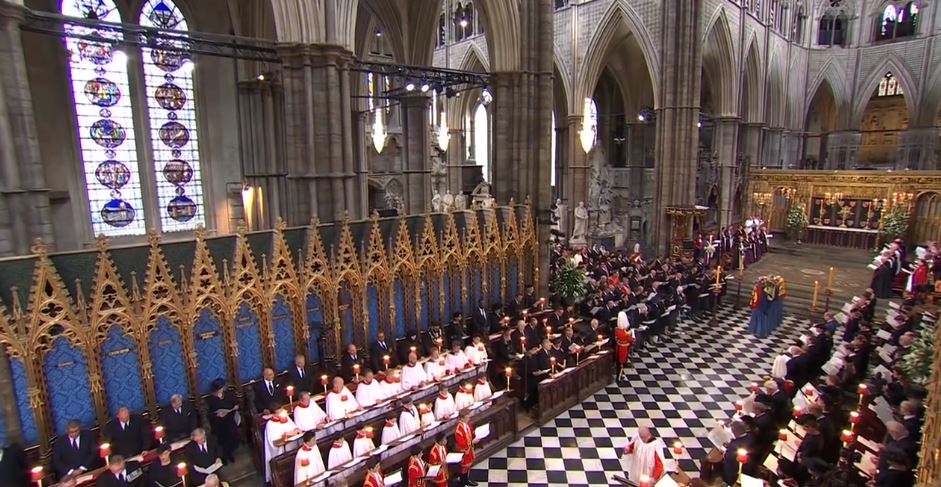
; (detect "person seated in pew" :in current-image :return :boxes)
[399,331,423,365]
[380,417,400,445]
[381,369,403,398]
[751,402,777,458]
[160,394,198,443]
[488,304,507,336]
[327,437,352,470]
[779,415,825,485]
[0,439,28,487]
[445,342,470,373]
[473,377,493,402]
[806,403,840,464]
[455,383,475,410]
[52,419,99,479]
[464,335,488,365]
[206,379,240,464]
[183,429,223,487]
[202,474,229,487]
[494,330,514,363]
[756,380,792,427]
[418,403,436,428]
[293,391,327,431]
[352,427,377,457]
[95,455,144,487]
[369,331,396,373]
[293,431,326,485]
[105,407,152,459]
[424,349,446,381]
[399,399,422,436]
[263,409,302,482]
[325,376,360,420]
[448,314,467,350]
[355,369,384,408]
[875,447,916,487]
[511,320,536,356]
[401,352,430,391]
[362,457,385,487]
[880,421,918,473]
[433,383,457,419]
[340,344,364,383]
[722,422,755,486]
[900,399,923,443]
[147,444,180,487]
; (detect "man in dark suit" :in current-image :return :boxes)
[722,422,755,485]
[159,395,197,443]
[506,293,525,319]
[251,367,284,414]
[105,407,151,459]
[183,428,223,486]
[95,455,144,487]
[0,440,27,487]
[339,343,363,383]
[472,301,489,337]
[494,330,514,363]
[369,331,395,373]
[286,354,313,392]
[53,419,99,478]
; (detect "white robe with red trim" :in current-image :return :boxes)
[622,435,667,484]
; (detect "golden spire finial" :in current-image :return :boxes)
[95,234,110,252]
[30,238,48,257]
[194,225,207,240]
[275,216,287,231]
[147,230,161,248]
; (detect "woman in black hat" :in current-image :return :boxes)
[206,378,240,464]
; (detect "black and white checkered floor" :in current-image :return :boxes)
[470,305,809,486]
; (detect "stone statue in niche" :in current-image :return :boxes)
[587,143,624,244]
[442,190,455,212]
[472,180,495,209]
[572,201,589,243]
[550,198,567,243]
[432,189,443,212]
[454,192,467,211]
[431,153,448,194]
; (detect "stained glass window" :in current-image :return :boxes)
[63,0,146,237]
[139,0,204,232]
[878,72,903,97]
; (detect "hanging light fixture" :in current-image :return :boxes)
[437,111,450,152]
[578,98,596,154]
[372,109,387,153]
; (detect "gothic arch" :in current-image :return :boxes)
[228,0,277,39]
[354,5,406,62]
[457,42,491,72]
[473,0,521,71]
[702,7,737,116]
[852,58,918,128]
[576,0,659,112]
[805,57,850,126]
[269,0,328,44]
[766,52,787,128]
[741,35,764,123]
[446,47,489,131]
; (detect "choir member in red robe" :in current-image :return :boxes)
[407,446,427,487]
[428,434,449,487]
[455,410,478,486]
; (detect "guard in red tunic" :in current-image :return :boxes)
[454,410,478,486]
[428,434,449,487]
[615,316,635,382]
[362,458,384,487]
[407,446,427,487]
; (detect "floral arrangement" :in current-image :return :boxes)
[880,205,910,240]
[901,321,935,386]
[550,261,587,304]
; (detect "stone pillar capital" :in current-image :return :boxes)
[0,1,26,22]
[276,43,355,68]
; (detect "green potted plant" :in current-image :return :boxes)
[900,321,935,386]
[785,203,808,243]
[880,205,910,241]
[550,261,587,305]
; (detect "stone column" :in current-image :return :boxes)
[400,95,431,213]
[565,115,589,212]
[238,80,287,229]
[762,128,784,168]
[626,121,647,202]
[446,128,464,194]
[781,130,802,169]
[713,117,740,230]
[741,123,764,168]
[0,1,54,254]
[652,0,702,253]
[897,127,939,170]
[278,44,359,223]
[825,131,862,170]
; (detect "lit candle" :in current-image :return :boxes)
[383,355,390,370]
[321,374,329,394]
[673,441,684,456]
[841,429,855,445]
[849,411,860,425]
[736,449,748,470]
[596,334,603,346]
[353,364,360,381]
[778,429,788,442]
[575,346,582,365]
[154,426,165,443]
[858,383,868,406]
[435,338,443,352]
[827,266,834,290]
[30,466,44,486]
[410,346,417,354]
[639,474,652,487]
[804,387,814,399]
[812,280,819,309]
[99,442,111,462]
[177,462,187,478]
[735,401,744,412]
[550,356,556,374]
[792,407,802,418]
[505,366,512,390]
[751,382,759,393]
[520,336,526,354]
[286,385,295,398]
[546,325,552,337]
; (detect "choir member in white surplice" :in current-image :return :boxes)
[771,351,790,379]
[380,417,400,445]
[424,349,447,381]
[464,336,488,365]
[455,383,475,410]
[327,438,352,469]
[294,431,326,485]
[433,384,457,419]
[352,427,376,457]
[418,403,436,428]
[325,376,359,420]
[380,370,403,399]
[355,369,384,407]
[445,343,470,373]
[399,400,422,435]
[264,410,302,481]
[293,391,327,431]
[401,353,429,391]
[622,426,668,484]
[473,377,493,402]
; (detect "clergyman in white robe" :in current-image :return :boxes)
[418,404,436,428]
[433,388,456,419]
[622,427,668,484]
[294,432,326,485]
[325,381,359,420]
[293,393,327,431]
[352,429,376,457]
[401,361,428,390]
[264,413,301,481]
[327,438,353,469]
[454,385,475,410]
[445,348,469,372]
[464,342,487,365]
[381,373,403,399]
[399,403,421,435]
[380,418,400,445]
[473,378,493,402]
[424,353,446,381]
[355,375,384,408]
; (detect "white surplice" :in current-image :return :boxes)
[622,435,668,484]
[771,354,790,379]
[433,392,456,419]
[327,439,353,469]
[401,363,428,390]
[399,406,421,435]
[381,377,403,399]
[264,418,300,481]
[455,388,475,410]
[293,445,326,485]
[355,379,384,407]
[419,406,436,428]
[473,379,493,402]
[293,402,326,432]
[353,433,376,457]
[445,351,469,372]
[424,359,446,381]
[325,387,359,420]
[464,345,487,365]
[381,419,400,445]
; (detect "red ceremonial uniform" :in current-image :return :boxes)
[455,420,476,474]
[615,328,635,366]
[408,455,427,487]
[428,442,449,486]
[363,469,384,487]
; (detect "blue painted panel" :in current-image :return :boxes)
[305,293,324,364]
[234,303,263,383]
[339,289,354,347]
[393,280,407,338]
[419,279,431,330]
[473,268,483,306]
[100,326,145,415]
[366,284,381,342]
[272,295,296,372]
[44,337,96,433]
[491,262,502,303]
[508,259,519,298]
[10,357,37,444]
[459,271,471,315]
[149,317,189,404]
[193,309,228,394]
[442,273,452,320]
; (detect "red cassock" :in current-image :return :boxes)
[455,420,476,474]
[615,328,635,366]
[363,470,384,487]
[428,442,449,486]
[408,455,427,487]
